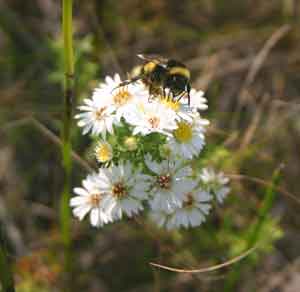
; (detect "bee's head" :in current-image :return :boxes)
[166,59,184,68]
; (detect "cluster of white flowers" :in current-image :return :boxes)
[70,73,230,230]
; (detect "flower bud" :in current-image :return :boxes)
[124,136,138,151]
[159,144,172,158]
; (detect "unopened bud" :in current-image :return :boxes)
[124,136,138,151]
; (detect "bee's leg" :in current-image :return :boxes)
[111,76,141,93]
[148,83,153,102]
[166,89,172,102]
[166,88,172,102]
[162,85,167,99]
[112,81,129,93]
[175,92,185,103]
[187,84,191,106]
[172,91,177,103]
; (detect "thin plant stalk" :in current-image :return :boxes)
[224,167,282,291]
[0,226,15,292]
[282,0,295,20]
[60,0,74,287]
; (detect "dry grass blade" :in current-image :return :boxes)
[239,94,270,150]
[1,117,95,173]
[232,24,292,128]
[30,118,95,173]
[228,173,300,205]
[242,24,291,90]
[150,245,258,273]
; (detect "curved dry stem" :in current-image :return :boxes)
[150,244,258,273]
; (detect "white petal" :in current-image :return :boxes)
[70,196,88,207]
[73,187,89,196]
[90,208,101,227]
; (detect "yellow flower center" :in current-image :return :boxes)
[112,182,128,198]
[89,193,102,207]
[174,121,193,143]
[95,142,112,163]
[113,89,133,106]
[160,99,180,111]
[95,107,106,120]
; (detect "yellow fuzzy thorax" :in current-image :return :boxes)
[169,67,190,79]
[143,62,156,73]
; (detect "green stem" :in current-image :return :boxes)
[0,226,15,292]
[224,167,282,291]
[60,0,74,288]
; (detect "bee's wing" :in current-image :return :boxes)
[137,54,168,65]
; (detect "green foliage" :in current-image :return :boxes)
[48,35,99,100]
[0,245,15,292]
[224,167,283,291]
[16,281,50,292]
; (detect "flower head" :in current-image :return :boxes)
[124,101,178,136]
[180,89,208,112]
[167,113,209,159]
[145,154,195,213]
[166,189,212,229]
[150,189,212,230]
[199,168,230,203]
[95,74,149,121]
[75,95,115,137]
[95,140,113,163]
[96,162,151,220]
[70,174,113,227]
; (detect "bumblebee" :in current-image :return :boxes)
[116,54,191,104]
[164,58,191,104]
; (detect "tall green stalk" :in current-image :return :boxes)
[224,167,282,291]
[0,226,15,292]
[60,0,74,287]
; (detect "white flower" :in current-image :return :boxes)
[166,189,212,230]
[96,162,151,220]
[94,74,149,121]
[199,168,230,203]
[70,174,113,227]
[167,113,209,159]
[124,100,178,136]
[160,89,207,122]
[75,95,115,137]
[150,189,212,230]
[158,97,193,122]
[145,154,195,213]
[180,88,208,111]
